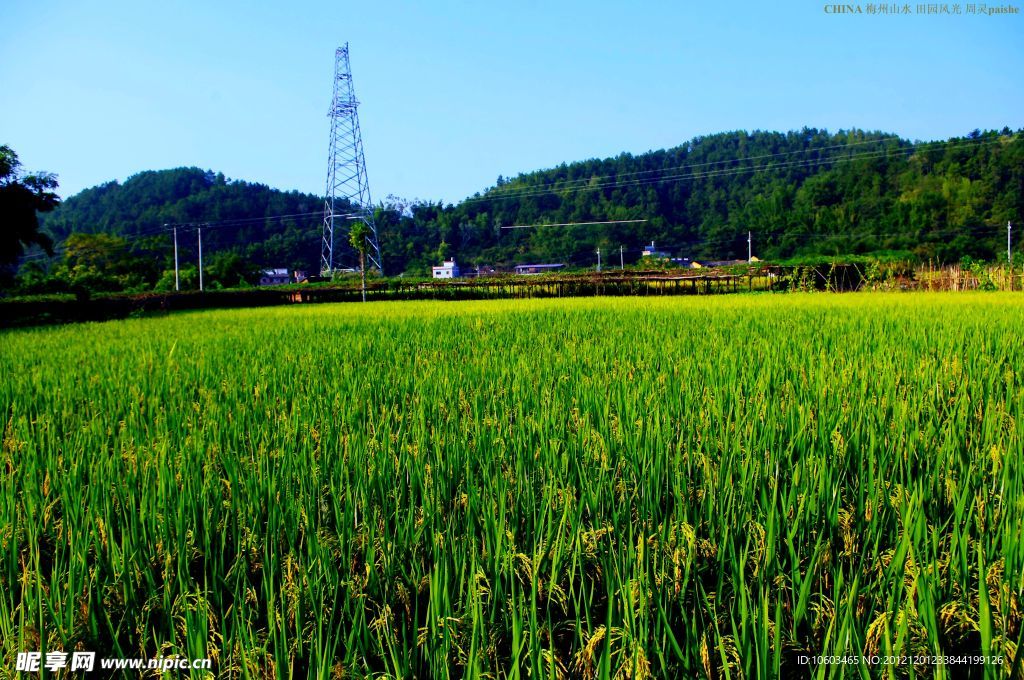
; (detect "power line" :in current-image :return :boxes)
[13,220,1013,281]
[502,219,648,229]
[501,134,1000,202]
[18,213,1010,269]
[159,211,326,230]
[464,137,1007,206]
[481,137,1005,204]
[14,211,332,264]
[559,222,1015,265]
[486,133,907,199]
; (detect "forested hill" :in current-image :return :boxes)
[41,169,332,273]
[436,127,1022,269]
[38,127,1024,280]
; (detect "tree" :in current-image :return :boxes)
[52,233,152,295]
[155,265,198,292]
[206,251,256,288]
[348,220,372,302]
[11,259,59,295]
[1,145,59,266]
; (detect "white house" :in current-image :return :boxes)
[432,259,460,279]
[259,268,291,286]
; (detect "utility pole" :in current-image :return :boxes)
[620,245,624,270]
[198,225,204,292]
[748,230,752,263]
[596,247,601,272]
[1010,221,1015,292]
[171,225,179,291]
[1008,221,1012,265]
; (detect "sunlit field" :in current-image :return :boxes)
[2,294,1021,678]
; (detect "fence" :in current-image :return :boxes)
[2,264,1019,328]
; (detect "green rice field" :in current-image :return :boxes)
[1,294,1022,678]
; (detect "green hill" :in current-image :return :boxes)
[41,168,330,273]
[425,127,1023,271]
[30,127,1024,287]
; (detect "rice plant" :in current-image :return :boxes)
[1,293,1021,678]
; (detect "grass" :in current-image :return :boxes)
[1,293,1021,678]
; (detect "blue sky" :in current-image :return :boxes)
[1,1,1021,203]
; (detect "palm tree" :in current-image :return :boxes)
[348,220,372,302]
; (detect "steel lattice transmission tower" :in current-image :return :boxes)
[321,43,382,276]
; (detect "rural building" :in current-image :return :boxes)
[642,241,671,259]
[514,263,566,275]
[259,268,291,286]
[455,265,490,278]
[432,259,461,279]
